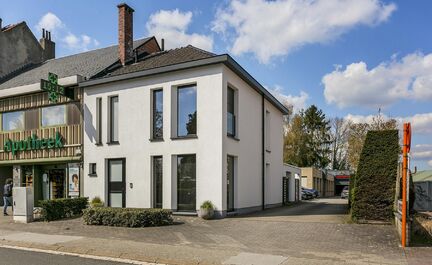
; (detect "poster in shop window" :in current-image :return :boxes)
[68,163,80,197]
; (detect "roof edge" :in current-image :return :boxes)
[79,54,289,114]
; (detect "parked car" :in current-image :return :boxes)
[301,188,314,200]
[303,187,319,198]
[341,186,349,199]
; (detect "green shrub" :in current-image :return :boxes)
[351,130,399,221]
[200,200,214,209]
[82,207,173,227]
[39,197,88,221]
[90,196,104,208]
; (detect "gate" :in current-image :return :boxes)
[283,177,289,205]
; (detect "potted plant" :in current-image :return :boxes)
[198,200,215,220]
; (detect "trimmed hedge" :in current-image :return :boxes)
[351,130,399,221]
[39,197,88,221]
[82,207,173,227]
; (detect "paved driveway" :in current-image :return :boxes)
[0,198,416,264]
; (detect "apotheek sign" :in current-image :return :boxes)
[3,132,64,156]
[40,72,74,103]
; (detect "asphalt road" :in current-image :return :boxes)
[0,247,137,265]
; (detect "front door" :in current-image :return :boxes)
[108,159,125,208]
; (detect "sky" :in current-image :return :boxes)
[1,0,431,170]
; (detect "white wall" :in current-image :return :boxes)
[284,164,301,202]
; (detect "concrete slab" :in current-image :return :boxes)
[0,232,83,245]
[223,252,287,265]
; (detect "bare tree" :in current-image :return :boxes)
[330,117,351,170]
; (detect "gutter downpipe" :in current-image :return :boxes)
[262,94,265,210]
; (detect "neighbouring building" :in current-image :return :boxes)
[300,167,335,197]
[81,4,288,217]
[327,170,352,196]
[283,164,301,202]
[0,12,161,204]
[413,170,432,212]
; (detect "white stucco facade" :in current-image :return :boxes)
[82,63,285,216]
[283,164,302,202]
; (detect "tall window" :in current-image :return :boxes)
[227,87,236,136]
[109,96,119,143]
[41,105,66,127]
[96,98,102,144]
[152,89,163,139]
[153,156,163,208]
[227,155,235,212]
[2,111,24,131]
[177,85,197,137]
[265,110,271,151]
[177,155,196,211]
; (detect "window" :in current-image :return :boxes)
[227,155,235,212]
[227,87,236,137]
[96,98,102,144]
[177,154,196,211]
[153,156,163,208]
[152,89,163,139]
[41,105,66,127]
[265,110,271,151]
[89,163,97,176]
[2,111,24,131]
[177,85,196,137]
[109,96,119,143]
[67,103,81,125]
[24,109,39,130]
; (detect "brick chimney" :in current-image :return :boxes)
[118,3,134,66]
[39,28,55,60]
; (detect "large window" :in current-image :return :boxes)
[153,156,163,208]
[177,85,197,137]
[152,89,163,139]
[109,96,119,143]
[41,105,66,127]
[227,87,236,137]
[177,155,196,212]
[2,111,24,131]
[227,155,235,212]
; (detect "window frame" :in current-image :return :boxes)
[151,89,164,140]
[88,163,97,176]
[1,110,25,132]
[108,95,119,144]
[40,104,67,128]
[176,85,197,138]
[227,86,236,137]
[96,97,102,145]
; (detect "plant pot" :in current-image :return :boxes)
[198,208,214,220]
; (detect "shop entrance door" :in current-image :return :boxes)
[108,159,126,208]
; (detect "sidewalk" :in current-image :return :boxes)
[0,201,429,265]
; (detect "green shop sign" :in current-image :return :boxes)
[3,132,64,156]
[40,72,74,103]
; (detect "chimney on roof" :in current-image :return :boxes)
[39,28,55,61]
[118,3,134,66]
[161,38,165,51]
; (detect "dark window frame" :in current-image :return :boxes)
[89,163,97,176]
[176,85,197,138]
[152,156,163,208]
[227,87,236,137]
[96,97,102,145]
[108,95,119,144]
[107,158,126,208]
[152,89,163,140]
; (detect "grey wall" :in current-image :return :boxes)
[414,181,432,211]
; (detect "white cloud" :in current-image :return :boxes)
[412,144,432,162]
[212,0,396,64]
[323,52,432,109]
[35,13,99,53]
[267,85,309,113]
[345,112,432,134]
[146,9,213,51]
[428,160,432,167]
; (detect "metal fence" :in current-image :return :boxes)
[414,181,432,211]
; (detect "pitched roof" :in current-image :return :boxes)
[0,38,151,90]
[106,45,215,77]
[413,170,432,182]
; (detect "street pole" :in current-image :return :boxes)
[402,122,411,248]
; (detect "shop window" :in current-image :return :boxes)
[25,108,39,130]
[152,89,163,139]
[108,96,119,143]
[67,103,81,125]
[89,163,97,176]
[177,85,197,137]
[1,111,24,131]
[227,87,237,137]
[41,105,66,127]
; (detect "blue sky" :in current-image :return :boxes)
[1,0,431,169]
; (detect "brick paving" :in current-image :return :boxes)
[0,198,429,264]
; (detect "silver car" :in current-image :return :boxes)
[341,186,349,199]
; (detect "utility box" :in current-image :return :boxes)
[13,187,34,223]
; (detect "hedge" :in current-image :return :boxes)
[351,130,399,221]
[82,207,173,227]
[39,197,88,221]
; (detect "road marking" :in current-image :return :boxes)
[223,252,287,265]
[0,244,163,265]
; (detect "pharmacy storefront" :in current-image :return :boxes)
[0,76,83,204]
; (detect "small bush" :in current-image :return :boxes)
[39,197,88,221]
[200,200,214,209]
[82,207,173,227]
[90,196,104,208]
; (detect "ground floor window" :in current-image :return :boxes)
[153,156,163,208]
[177,155,196,212]
[227,155,235,212]
[108,158,125,208]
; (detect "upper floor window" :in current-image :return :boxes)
[177,85,196,137]
[227,87,236,137]
[2,111,24,131]
[109,96,119,143]
[41,105,66,127]
[152,89,163,139]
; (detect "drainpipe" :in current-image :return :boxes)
[262,94,265,210]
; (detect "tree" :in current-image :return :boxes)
[284,113,308,166]
[329,117,350,170]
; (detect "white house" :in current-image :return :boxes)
[284,164,302,202]
[80,4,288,217]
